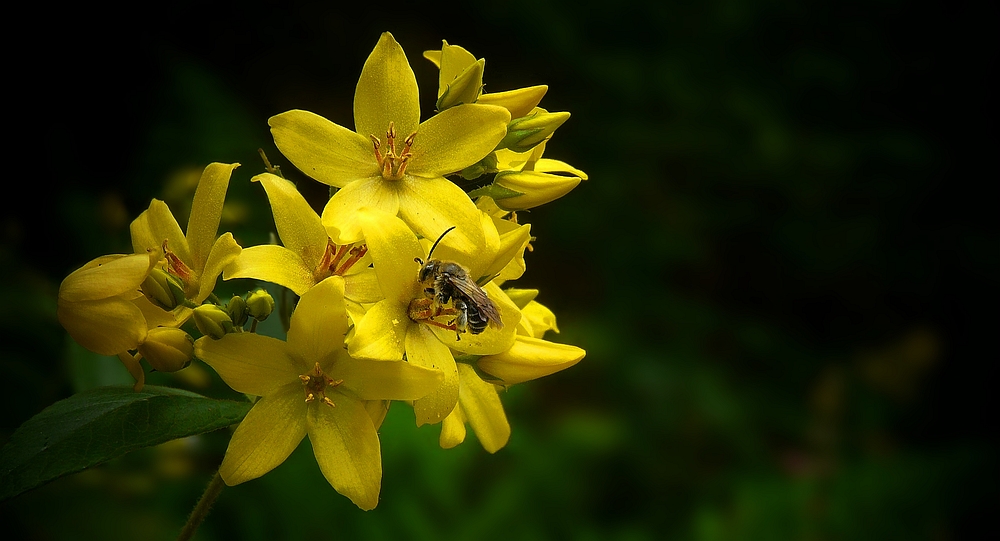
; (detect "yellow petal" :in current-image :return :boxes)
[422,48,442,69]
[396,175,484,255]
[427,281,519,356]
[224,245,316,296]
[437,41,478,98]
[333,357,443,401]
[457,363,510,453]
[483,220,530,282]
[59,253,152,302]
[365,400,390,430]
[220,383,307,485]
[57,298,147,355]
[354,32,420,139]
[409,104,509,176]
[522,300,559,337]
[355,207,421,304]
[186,163,238,271]
[287,276,348,365]
[439,405,467,449]
[194,334,301,396]
[322,177,400,244]
[406,325,459,426]
[533,158,588,180]
[478,85,549,119]
[253,173,329,271]
[307,394,381,510]
[194,232,241,303]
[269,110,376,188]
[477,335,585,385]
[344,267,382,304]
[131,199,189,263]
[349,299,409,361]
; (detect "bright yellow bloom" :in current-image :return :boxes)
[195,276,442,510]
[439,292,584,451]
[269,32,510,253]
[347,208,524,425]
[57,163,240,388]
[223,173,379,313]
[130,162,243,307]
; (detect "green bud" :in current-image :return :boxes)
[193,304,235,340]
[227,295,248,327]
[492,170,582,210]
[436,58,485,111]
[141,268,186,310]
[246,289,275,321]
[138,327,194,372]
[497,110,570,153]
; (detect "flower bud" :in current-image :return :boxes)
[493,170,582,210]
[227,295,248,327]
[246,289,275,321]
[141,268,186,310]
[478,85,548,119]
[138,327,194,372]
[436,58,485,111]
[193,304,235,339]
[497,110,570,153]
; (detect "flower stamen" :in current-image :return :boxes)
[299,362,343,407]
[162,240,193,281]
[370,121,417,181]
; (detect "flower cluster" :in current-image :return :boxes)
[57,32,585,510]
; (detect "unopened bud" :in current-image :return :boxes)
[193,304,235,339]
[436,58,485,111]
[227,295,248,327]
[493,170,582,210]
[138,327,194,372]
[478,85,548,119]
[497,110,570,153]
[246,289,275,321]
[141,268,186,310]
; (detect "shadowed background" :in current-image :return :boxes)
[3,1,995,539]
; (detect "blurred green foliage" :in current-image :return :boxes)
[3,1,994,539]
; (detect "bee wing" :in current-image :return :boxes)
[450,277,503,328]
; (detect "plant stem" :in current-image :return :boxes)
[177,470,225,541]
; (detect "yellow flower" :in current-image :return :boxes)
[424,41,549,119]
[130,162,243,308]
[269,32,510,253]
[194,276,442,510]
[439,292,584,452]
[347,208,523,425]
[57,163,241,389]
[223,173,380,312]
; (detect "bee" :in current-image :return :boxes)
[413,227,503,338]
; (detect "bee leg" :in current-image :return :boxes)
[449,299,470,340]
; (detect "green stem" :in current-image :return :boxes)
[177,470,225,541]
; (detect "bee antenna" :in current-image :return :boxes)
[428,226,456,259]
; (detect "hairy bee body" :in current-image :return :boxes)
[417,259,502,335]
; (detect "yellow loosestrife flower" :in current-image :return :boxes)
[130,162,243,309]
[268,32,510,253]
[224,173,380,314]
[439,292,585,452]
[348,208,523,425]
[195,276,443,510]
[57,163,240,388]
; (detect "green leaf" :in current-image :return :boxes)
[0,385,251,501]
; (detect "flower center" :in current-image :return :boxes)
[314,238,368,283]
[370,121,416,181]
[298,362,344,407]
[162,240,193,282]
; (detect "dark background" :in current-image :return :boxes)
[3,1,995,539]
